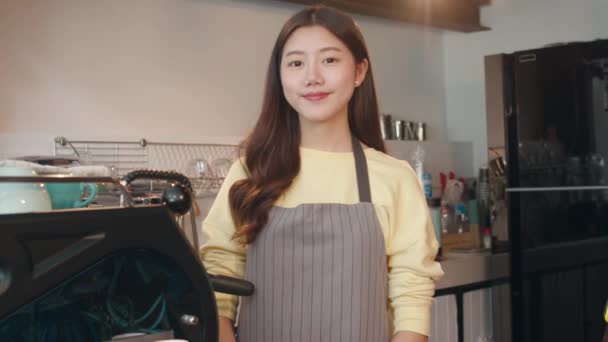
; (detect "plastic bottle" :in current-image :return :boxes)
[454,203,468,234]
[428,198,442,257]
[483,228,492,249]
[440,199,450,234]
[411,144,426,189]
[478,166,491,229]
[423,172,433,199]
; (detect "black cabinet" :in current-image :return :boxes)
[486,38,608,342]
[520,262,608,342]
[513,240,608,342]
[585,262,608,342]
[511,43,608,189]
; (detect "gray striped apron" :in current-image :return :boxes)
[237,137,390,342]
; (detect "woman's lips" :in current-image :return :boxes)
[303,92,330,101]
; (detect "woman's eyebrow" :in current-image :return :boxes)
[284,46,342,57]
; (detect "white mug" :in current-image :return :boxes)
[0,167,52,214]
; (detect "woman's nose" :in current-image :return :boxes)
[304,63,323,86]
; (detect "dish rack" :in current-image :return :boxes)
[53,136,239,198]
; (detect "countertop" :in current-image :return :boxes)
[436,251,510,290]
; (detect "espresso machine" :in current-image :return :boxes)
[0,171,252,342]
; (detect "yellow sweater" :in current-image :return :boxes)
[200,147,444,336]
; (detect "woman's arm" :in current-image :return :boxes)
[392,330,428,342]
[218,316,237,342]
[200,161,248,322]
[387,161,444,336]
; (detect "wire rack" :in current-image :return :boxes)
[53,137,239,197]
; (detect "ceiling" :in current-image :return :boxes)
[279,0,491,33]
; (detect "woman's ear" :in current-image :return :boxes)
[355,58,369,87]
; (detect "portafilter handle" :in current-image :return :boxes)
[207,274,254,297]
[121,169,201,248]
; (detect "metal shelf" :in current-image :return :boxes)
[54,136,238,197]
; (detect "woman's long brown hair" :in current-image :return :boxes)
[229,5,385,243]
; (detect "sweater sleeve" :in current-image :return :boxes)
[387,162,444,336]
[199,160,248,321]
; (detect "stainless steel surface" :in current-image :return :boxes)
[53,136,238,196]
[189,209,199,248]
[54,138,148,175]
[56,136,147,147]
[193,159,210,177]
[0,174,204,249]
[393,120,405,140]
[416,122,426,141]
[380,114,392,140]
[54,136,81,159]
[404,121,416,140]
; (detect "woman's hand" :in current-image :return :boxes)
[218,316,236,342]
[392,330,428,342]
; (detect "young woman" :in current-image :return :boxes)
[200,5,443,342]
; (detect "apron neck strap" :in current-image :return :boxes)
[351,135,372,203]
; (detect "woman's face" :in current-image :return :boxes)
[280,25,368,125]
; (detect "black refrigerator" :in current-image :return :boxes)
[485,39,608,342]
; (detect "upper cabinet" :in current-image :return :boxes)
[279,0,490,33]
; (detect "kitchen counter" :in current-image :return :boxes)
[436,251,510,290]
[432,251,512,342]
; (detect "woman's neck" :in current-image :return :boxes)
[299,113,352,152]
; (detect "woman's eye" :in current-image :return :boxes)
[323,57,337,64]
[287,60,303,67]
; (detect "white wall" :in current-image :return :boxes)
[442,0,608,170]
[0,0,448,159]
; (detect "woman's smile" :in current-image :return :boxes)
[302,91,330,101]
